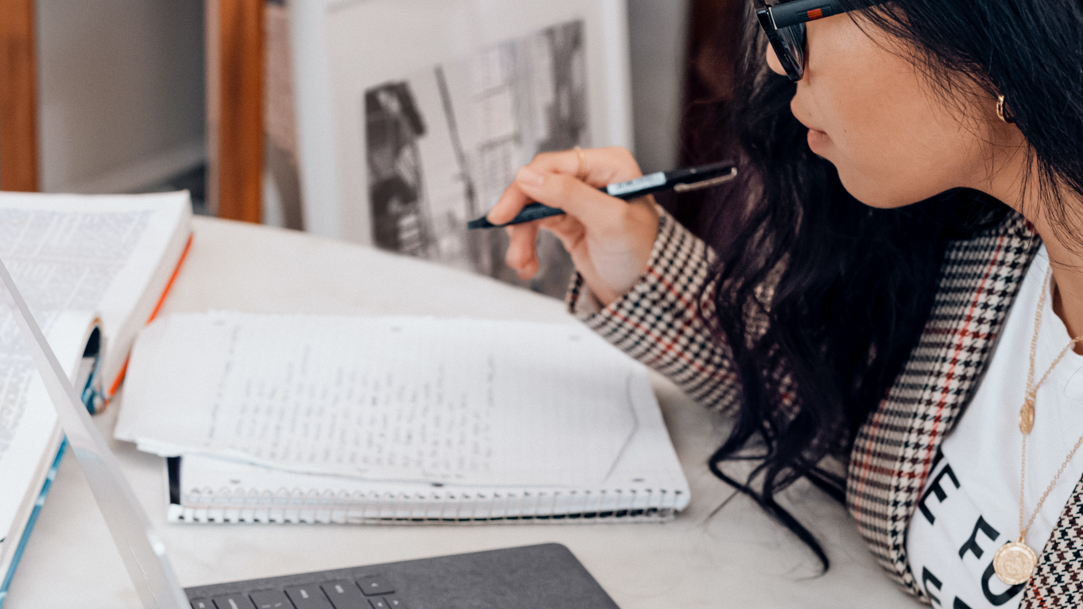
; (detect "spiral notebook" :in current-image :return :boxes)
[115,312,691,524]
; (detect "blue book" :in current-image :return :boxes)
[0,347,102,608]
[0,441,67,608]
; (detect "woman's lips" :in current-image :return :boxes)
[807,128,830,154]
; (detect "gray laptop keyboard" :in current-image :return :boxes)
[183,543,621,609]
[191,575,403,609]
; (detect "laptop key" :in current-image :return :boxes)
[320,580,367,609]
[356,576,394,596]
[367,599,389,609]
[383,595,406,609]
[213,594,257,609]
[250,589,296,609]
[285,585,334,609]
[191,601,213,609]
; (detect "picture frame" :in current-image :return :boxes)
[290,0,633,294]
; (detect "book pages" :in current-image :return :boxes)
[0,191,191,579]
[0,311,93,541]
[0,191,192,388]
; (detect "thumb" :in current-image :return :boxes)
[513,165,627,229]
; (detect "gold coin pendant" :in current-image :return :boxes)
[993,541,1038,586]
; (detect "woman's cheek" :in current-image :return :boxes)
[824,136,917,208]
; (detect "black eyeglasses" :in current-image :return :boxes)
[756,0,865,82]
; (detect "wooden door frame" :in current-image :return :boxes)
[0,0,40,192]
[212,0,264,223]
[0,0,264,221]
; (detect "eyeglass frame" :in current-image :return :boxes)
[756,0,875,82]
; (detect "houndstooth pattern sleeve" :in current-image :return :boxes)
[1022,475,1083,607]
[566,210,741,412]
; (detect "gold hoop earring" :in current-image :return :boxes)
[997,94,1015,124]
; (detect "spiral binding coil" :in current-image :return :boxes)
[168,485,687,524]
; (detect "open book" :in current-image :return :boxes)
[0,192,192,604]
[115,313,691,523]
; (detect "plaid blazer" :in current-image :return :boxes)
[569,210,1083,606]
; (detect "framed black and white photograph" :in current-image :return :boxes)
[291,0,632,296]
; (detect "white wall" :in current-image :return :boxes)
[36,0,206,194]
[626,0,690,174]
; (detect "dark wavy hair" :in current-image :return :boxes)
[701,0,1083,570]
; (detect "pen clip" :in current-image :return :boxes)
[672,167,738,193]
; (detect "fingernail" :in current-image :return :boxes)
[515,166,544,188]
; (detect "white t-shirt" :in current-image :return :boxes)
[906,246,1083,609]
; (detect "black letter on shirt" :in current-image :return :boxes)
[954,598,974,609]
[919,463,961,525]
[922,567,943,607]
[959,516,1000,560]
[982,561,1025,605]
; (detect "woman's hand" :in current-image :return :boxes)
[487,147,660,307]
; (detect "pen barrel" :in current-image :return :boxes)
[467,161,738,229]
[604,171,668,199]
[663,161,736,183]
[605,162,736,200]
[501,202,566,225]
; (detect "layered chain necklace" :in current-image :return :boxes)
[992,270,1083,586]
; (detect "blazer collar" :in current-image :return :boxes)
[847,209,1041,597]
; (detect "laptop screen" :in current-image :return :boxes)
[0,256,189,609]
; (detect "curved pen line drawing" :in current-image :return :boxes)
[601,372,642,485]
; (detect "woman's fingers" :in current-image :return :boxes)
[488,168,544,225]
[486,146,641,225]
[504,213,589,281]
[512,167,628,230]
[494,164,640,281]
[487,145,656,299]
[526,147,642,186]
[505,222,541,279]
[536,214,585,250]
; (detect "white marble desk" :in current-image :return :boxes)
[5,218,922,608]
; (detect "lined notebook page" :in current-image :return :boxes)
[117,313,667,488]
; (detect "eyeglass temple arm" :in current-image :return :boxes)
[766,0,845,29]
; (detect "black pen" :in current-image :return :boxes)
[466,161,739,230]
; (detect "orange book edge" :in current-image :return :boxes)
[106,233,195,400]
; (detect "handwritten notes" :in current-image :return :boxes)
[117,313,654,488]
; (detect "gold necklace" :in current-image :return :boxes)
[993,270,1083,586]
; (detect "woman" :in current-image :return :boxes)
[487,0,1083,607]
